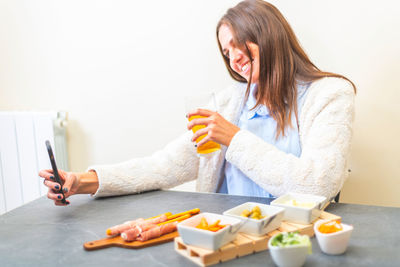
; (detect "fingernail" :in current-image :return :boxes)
[55,185,60,190]
[63,188,68,193]
[50,176,54,180]
[57,195,61,199]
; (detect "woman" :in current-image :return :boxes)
[40,0,355,206]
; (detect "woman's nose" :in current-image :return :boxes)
[230,48,243,64]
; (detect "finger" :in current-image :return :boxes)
[187,117,210,130]
[54,201,65,206]
[39,169,55,181]
[191,127,209,143]
[196,134,212,148]
[47,189,65,202]
[187,108,214,119]
[56,169,68,183]
[54,199,70,206]
[43,180,62,191]
[62,173,76,196]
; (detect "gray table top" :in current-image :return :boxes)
[1,190,399,267]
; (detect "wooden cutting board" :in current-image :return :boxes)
[83,231,179,251]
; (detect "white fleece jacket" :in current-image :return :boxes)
[90,77,355,200]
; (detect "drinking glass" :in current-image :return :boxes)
[185,93,221,155]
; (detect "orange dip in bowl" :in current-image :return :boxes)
[318,220,343,234]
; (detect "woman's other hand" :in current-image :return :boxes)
[39,169,79,206]
[187,109,240,147]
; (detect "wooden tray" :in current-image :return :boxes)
[174,211,341,267]
[84,231,179,251]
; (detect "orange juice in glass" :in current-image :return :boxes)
[189,115,221,154]
[186,93,221,155]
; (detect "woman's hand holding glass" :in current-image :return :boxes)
[187,108,240,148]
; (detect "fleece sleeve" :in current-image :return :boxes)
[90,131,200,197]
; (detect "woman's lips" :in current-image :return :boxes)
[240,62,251,76]
[241,62,249,71]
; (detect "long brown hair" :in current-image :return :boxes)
[217,0,356,138]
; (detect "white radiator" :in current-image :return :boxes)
[0,111,68,214]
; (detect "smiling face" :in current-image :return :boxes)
[218,24,260,85]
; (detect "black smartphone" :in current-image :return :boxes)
[45,140,67,204]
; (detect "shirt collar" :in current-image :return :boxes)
[246,84,269,119]
[244,82,312,120]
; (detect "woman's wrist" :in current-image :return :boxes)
[227,127,240,146]
[76,171,99,194]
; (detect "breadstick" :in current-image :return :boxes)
[145,212,172,220]
[166,208,200,220]
[158,214,190,225]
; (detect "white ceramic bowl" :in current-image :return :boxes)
[314,220,353,255]
[271,193,327,224]
[268,233,310,267]
[223,202,285,236]
[177,212,241,251]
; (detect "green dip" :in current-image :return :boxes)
[270,232,312,253]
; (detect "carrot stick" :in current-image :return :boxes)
[166,208,200,220]
[208,219,221,228]
[157,214,191,226]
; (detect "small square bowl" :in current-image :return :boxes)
[314,220,353,255]
[271,193,327,224]
[177,212,241,251]
[223,202,285,236]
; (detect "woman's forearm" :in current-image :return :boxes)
[76,171,99,194]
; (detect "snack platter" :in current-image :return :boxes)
[174,210,340,267]
[83,195,341,267]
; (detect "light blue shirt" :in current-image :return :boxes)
[218,82,310,198]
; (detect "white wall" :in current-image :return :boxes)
[1,0,399,207]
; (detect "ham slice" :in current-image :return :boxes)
[107,214,167,237]
[136,221,178,242]
[107,218,145,236]
[121,223,157,241]
[146,214,168,225]
[120,214,169,240]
